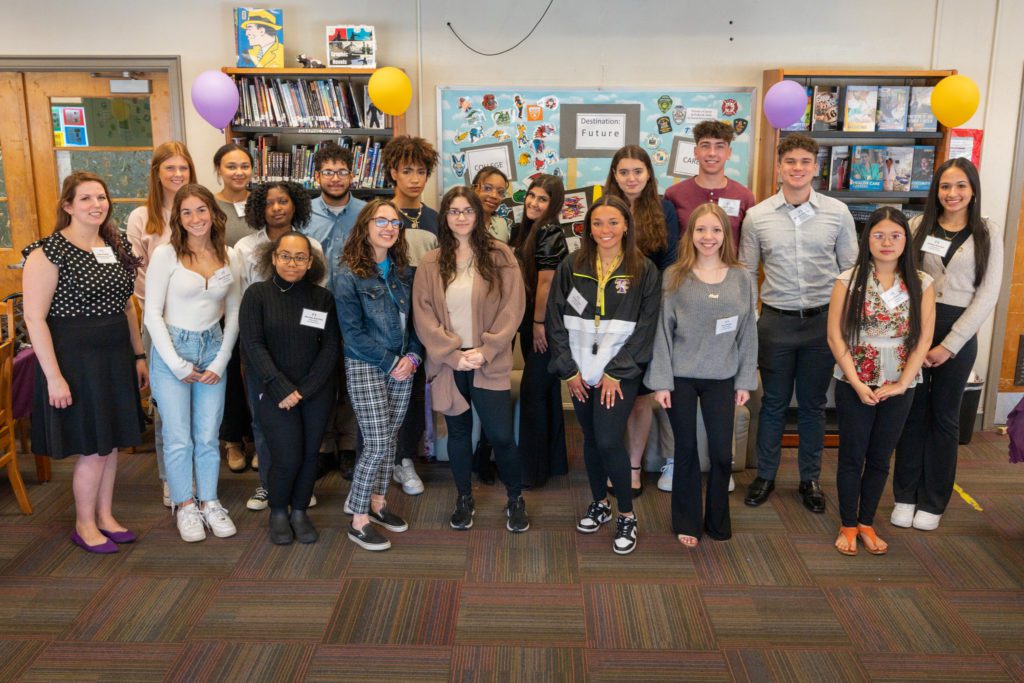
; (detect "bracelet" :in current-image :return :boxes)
[533,319,544,324]
[134,353,147,360]
[405,354,420,369]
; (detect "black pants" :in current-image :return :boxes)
[446,370,522,499]
[258,384,335,512]
[836,380,915,527]
[893,304,976,515]
[518,333,568,487]
[396,362,426,465]
[573,377,639,513]
[666,376,734,540]
[219,337,252,443]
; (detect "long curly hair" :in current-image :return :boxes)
[664,202,740,292]
[603,145,667,256]
[437,187,497,292]
[341,199,410,280]
[244,181,312,231]
[144,141,196,235]
[573,195,644,278]
[256,231,327,284]
[168,184,229,267]
[55,171,141,277]
[515,174,565,301]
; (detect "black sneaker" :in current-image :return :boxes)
[369,504,409,533]
[348,522,391,551]
[339,449,356,481]
[450,494,475,530]
[506,496,530,533]
[577,500,612,533]
[612,514,638,555]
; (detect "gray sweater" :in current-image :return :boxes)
[644,267,758,391]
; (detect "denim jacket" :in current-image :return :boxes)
[333,262,423,373]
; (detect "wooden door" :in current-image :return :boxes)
[0,74,40,295]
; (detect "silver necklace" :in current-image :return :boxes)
[272,275,296,293]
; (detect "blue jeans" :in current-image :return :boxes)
[149,324,228,505]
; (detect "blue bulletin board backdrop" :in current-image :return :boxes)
[437,86,756,201]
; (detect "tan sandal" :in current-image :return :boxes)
[835,526,858,556]
[677,534,699,549]
[857,524,888,555]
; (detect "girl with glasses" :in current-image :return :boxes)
[471,166,511,243]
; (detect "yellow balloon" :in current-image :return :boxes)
[367,67,412,117]
[931,75,979,128]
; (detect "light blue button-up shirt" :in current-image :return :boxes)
[305,194,367,288]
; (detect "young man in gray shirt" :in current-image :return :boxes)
[738,133,857,513]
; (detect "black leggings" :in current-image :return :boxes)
[219,337,252,443]
[666,376,734,540]
[518,334,568,487]
[573,377,639,514]
[446,370,522,499]
[258,385,335,512]
[396,362,426,464]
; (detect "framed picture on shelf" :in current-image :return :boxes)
[234,8,284,68]
[326,25,376,68]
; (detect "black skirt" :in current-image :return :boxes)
[32,314,146,459]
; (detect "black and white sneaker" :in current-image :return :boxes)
[450,494,475,530]
[348,522,391,551]
[506,496,530,533]
[612,514,638,555]
[369,504,409,533]
[577,500,612,533]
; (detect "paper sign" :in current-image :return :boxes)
[462,141,516,184]
[567,288,588,315]
[669,137,698,178]
[684,107,716,123]
[300,309,328,329]
[575,113,626,151]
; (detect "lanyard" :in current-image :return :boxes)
[592,253,622,353]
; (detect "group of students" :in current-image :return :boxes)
[23,119,1001,558]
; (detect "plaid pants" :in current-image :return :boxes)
[345,357,414,513]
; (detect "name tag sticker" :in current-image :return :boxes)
[92,246,117,264]
[716,315,739,335]
[234,202,246,218]
[788,204,816,227]
[718,197,741,217]
[565,236,582,253]
[300,308,327,329]
[567,287,588,315]
[922,235,952,257]
[212,266,233,286]
[880,285,909,310]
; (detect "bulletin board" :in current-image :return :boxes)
[437,86,756,200]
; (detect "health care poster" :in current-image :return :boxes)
[437,87,755,206]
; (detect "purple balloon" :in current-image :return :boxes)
[191,70,239,131]
[763,80,808,129]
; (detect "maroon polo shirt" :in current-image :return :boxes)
[665,177,756,246]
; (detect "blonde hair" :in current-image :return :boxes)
[144,141,196,235]
[664,202,739,292]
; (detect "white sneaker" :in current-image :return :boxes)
[309,493,317,508]
[890,503,915,528]
[657,461,673,492]
[201,500,238,538]
[729,475,736,493]
[176,504,206,542]
[162,481,171,508]
[912,509,942,531]
[251,453,259,471]
[246,486,269,511]
[343,495,354,515]
[393,458,425,495]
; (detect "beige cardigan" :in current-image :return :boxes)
[413,240,526,416]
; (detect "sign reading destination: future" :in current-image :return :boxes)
[576,113,626,150]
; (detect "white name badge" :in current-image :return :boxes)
[234,202,246,218]
[300,308,327,329]
[716,315,739,335]
[212,266,233,286]
[565,236,582,254]
[92,246,117,264]
[788,204,816,227]
[880,284,909,310]
[567,287,588,316]
[718,197,741,217]
[922,235,952,257]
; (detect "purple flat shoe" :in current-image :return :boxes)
[70,531,119,554]
[100,528,137,544]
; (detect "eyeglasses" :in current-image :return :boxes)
[373,217,402,229]
[275,253,310,264]
[318,169,351,178]
[870,232,905,242]
[475,183,507,197]
[446,208,477,218]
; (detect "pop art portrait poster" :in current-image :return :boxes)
[235,8,284,68]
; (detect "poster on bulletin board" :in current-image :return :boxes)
[437,87,756,201]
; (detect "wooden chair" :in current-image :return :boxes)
[0,338,32,513]
[1,294,50,482]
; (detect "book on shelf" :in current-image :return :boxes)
[849,202,904,233]
[234,135,390,190]
[783,85,813,131]
[326,25,376,68]
[911,146,935,191]
[883,146,914,192]
[233,75,362,129]
[234,8,285,69]
[812,146,831,190]
[362,85,387,129]
[877,86,910,131]
[811,86,839,131]
[843,85,878,132]
[849,145,885,190]
[907,86,938,132]
[829,146,850,191]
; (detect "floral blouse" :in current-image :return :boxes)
[833,267,933,387]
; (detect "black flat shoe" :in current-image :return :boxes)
[290,510,318,544]
[799,480,826,513]
[631,466,643,498]
[744,477,775,507]
[269,510,293,545]
[339,450,356,481]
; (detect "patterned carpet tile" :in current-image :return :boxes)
[858,652,1013,681]
[769,484,845,536]
[345,529,469,580]
[575,525,700,583]
[0,639,47,681]
[324,578,459,646]
[0,576,106,638]
[790,533,936,586]
[0,477,75,526]
[20,641,183,682]
[307,645,451,682]
[724,647,866,683]
[584,583,715,650]
[231,528,352,580]
[165,641,315,683]
[466,530,578,584]
[0,524,51,563]
[2,525,145,579]
[121,526,257,578]
[455,584,586,647]
[905,534,1024,590]
[827,585,986,654]
[981,493,1024,538]
[944,591,1024,652]
[700,587,849,649]
[692,532,815,587]
[996,653,1024,682]
[585,649,730,682]
[195,581,341,642]
[452,645,584,682]
[63,576,220,642]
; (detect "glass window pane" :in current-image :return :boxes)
[55,150,151,198]
[110,201,143,231]
[0,203,12,248]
